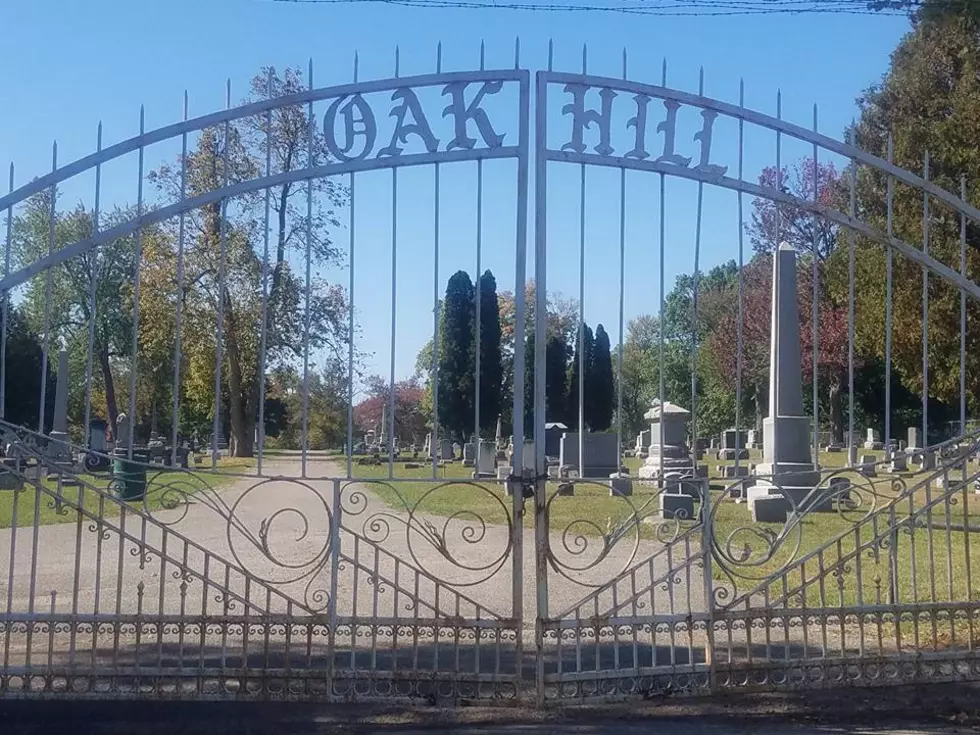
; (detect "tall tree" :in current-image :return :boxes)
[1,307,56,432]
[478,270,503,436]
[544,333,569,424]
[438,270,475,440]
[588,324,615,431]
[566,323,594,431]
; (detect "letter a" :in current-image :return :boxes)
[378,87,440,157]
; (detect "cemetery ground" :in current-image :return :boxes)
[350,448,980,647]
[0,455,254,528]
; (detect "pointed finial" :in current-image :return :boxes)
[739,78,744,107]
[7,162,13,191]
[514,37,520,69]
[812,103,818,131]
[924,149,930,179]
[661,57,667,86]
[139,104,145,133]
[480,39,485,71]
[581,43,587,74]
[548,39,554,71]
[395,46,400,78]
[51,140,58,169]
[97,121,103,149]
[622,47,627,80]
[266,67,274,98]
[776,89,782,119]
[353,50,359,83]
[849,116,855,146]
[308,57,314,88]
[887,131,894,161]
[183,90,189,120]
[437,41,442,73]
[226,78,232,108]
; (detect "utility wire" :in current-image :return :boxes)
[271,0,916,15]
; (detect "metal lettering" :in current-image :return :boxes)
[694,109,728,177]
[625,94,651,160]
[656,100,691,167]
[560,84,616,156]
[323,94,377,162]
[377,87,440,157]
[441,81,505,150]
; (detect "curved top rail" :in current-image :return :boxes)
[541,71,980,226]
[0,69,527,213]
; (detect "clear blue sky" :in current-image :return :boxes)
[0,0,910,389]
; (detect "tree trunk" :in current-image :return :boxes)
[222,291,253,457]
[98,340,119,433]
[830,371,844,444]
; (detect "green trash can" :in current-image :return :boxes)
[112,450,148,501]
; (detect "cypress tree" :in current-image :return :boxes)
[478,270,503,437]
[566,323,594,431]
[438,271,475,441]
[588,324,615,431]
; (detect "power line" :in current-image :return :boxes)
[270,0,914,15]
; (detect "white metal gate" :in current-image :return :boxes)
[1,48,980,703]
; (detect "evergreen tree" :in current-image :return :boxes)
[478,270,503,437]
[566,323,594,431]
[2,307,56,432]
[544,334,569,424]
[523,330,535,437]
[438,270,475,440]
[588,324,615,431]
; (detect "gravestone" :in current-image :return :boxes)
[508,441,536,472]
[609,473,633,497]
[83,418,110,472]
[907,427,922,453]
[864,428,883,450]
[635,429,652,457]
[719,464,749,479]
[495,416,503,450]
[746,429,761,450]
[477,440,496,476]
[462,441,476,467]
[544,422,568,459]
[423,433,431,457]
[717,429,749,460]
[749,244,821,523]
[497,465,511,481]
[47,349,72,466]
[660,492,695,520]
[858,454,877,478]
[439,439,453,460]
[115,413,131,450]
[559,433,619,478]
[638,401,695,481]
[888,450,907,473]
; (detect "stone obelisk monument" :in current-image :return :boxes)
[748,243,820,522]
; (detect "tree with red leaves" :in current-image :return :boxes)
[353,374,428,446]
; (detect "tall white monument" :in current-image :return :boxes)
[748,244,821,522]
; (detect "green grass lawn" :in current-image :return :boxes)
[0,456,254,529]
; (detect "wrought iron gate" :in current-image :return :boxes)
[1,48,980,703]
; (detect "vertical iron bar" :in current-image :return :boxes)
[658,58,667,483]
[735,80,745,475]
[212,81,231,468]
[475,157,483,443]
[258,70,273,476]
[388,167,397,478]
[302,60,314,479]
[171,95,189,466]
[512,59,529,665]
[922,151,930,448]
[83,126,102,448]
[690,68,704,474]
[127,107,145,455]
[348,53,360,480]
[430,47,441,479]
[961,176,967,437]
[1,163,13,419]
[847,123,856,464]
[39,143,57,434]
[885,134,894,456]
[811,105,819,466]
[533,66,549,705]
[772,91,781,475]
[617,167,626,467]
